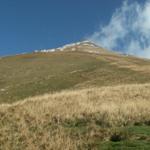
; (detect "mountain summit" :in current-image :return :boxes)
[35,41,110,54]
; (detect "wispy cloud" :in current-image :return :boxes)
[88,0,150,58]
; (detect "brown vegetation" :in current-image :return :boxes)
[0,84,150,149]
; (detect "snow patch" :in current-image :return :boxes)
[71,48,76,51]
[34,41,97,53]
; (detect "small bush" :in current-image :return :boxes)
[134,122,142,126]
[144,120,150,126]
[110,131,128,142]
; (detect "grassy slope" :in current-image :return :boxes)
[0,50,150,103]
[0,84,150,150]
[0,45,150,149]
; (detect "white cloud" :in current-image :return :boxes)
[88,0,150,58]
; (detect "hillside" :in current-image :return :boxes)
[0,41,150,150]
[0,41,150,103]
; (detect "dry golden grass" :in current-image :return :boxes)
[99,53,150,73]
[0,84,150,149]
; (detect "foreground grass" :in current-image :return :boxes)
[0,84,150,149]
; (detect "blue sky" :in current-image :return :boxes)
[0,0,148,57]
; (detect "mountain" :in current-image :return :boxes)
[0,41,150,103]
[0,41,150,150]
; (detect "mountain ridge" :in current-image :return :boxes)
[34,41,107,54]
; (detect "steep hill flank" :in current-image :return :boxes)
[0,42,150,103]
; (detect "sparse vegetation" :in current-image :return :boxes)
[0,84,150,149]
[0,51,150,104]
